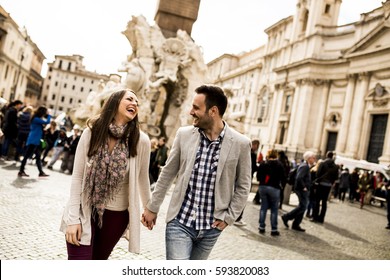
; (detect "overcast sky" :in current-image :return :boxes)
[1,0,384,77]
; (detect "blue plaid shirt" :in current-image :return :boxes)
[176,125,226,230]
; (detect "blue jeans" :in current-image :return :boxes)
[165,218,222,260]
[258,185,280,232]
[284,189,309,227]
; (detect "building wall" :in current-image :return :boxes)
[208,0,390,165]
[41,55,109,116]
[0,5,44,106]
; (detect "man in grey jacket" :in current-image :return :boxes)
[142,84,252,260]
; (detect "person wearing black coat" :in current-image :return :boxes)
[311,151,339,223]
[1,100,23,159]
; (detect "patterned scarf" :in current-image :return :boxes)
[84,123,129,228]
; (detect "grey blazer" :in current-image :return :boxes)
[147,124,252,225]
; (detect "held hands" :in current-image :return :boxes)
[141,208,157,230]
[212,219,228,231]
[65,224,82,246]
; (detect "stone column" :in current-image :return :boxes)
[285,83,301,147]
[313,80,330,153]
[335,74,357,154]
[345,72,371,158]
[267,90,280,145]
[294,79,314,150]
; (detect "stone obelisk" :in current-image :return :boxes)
[154,0,201,38]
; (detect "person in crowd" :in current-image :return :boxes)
[306,159,322,218]
[235,139,260,226]
[60,124,81,174]
[60,89,151,260]
[338,168,350,202]
[18,106,51,177]
[251,140,260,178]
[1,100,23,160]
[149,137,159,184]
[41,120,59,165]
[257,149,285,236]
[282,151,316,232]
[277,150,290,209]
[152,136,168,180]
[373,172,386,207]
[358,170,371,209]
[253,141,263,205]
[331,164,342,200]
[15,106,33,161]
[47,127,69,170]
[142,84,252,260]
[349,168,360,203]
[311,151,339,223]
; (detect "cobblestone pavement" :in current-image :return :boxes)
[1,159,389,260]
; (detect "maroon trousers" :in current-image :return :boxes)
[66,209,129,260]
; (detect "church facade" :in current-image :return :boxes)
[207,0,390,165]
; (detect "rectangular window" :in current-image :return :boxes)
[324,4,331,14]
[69,98,73,104]
[52,94,56,101]
[61,96,65,102]
[4,65,9,79]
[284,95,292,113]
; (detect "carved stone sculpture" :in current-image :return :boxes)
[71,15,208,143]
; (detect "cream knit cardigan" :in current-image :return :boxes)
[60,128,151,254]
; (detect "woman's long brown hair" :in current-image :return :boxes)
[86,89,140,158]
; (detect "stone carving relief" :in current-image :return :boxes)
[367,83,389,107]
[70,15,208,142]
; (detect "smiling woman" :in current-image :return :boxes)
[59,88,152,260]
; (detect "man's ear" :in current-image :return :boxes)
[210,105,219,116]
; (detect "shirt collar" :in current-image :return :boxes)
[198,121,226,143]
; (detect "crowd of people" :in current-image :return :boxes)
[0,100,81,177]
[251,149,390,235]
[1,84,389,261]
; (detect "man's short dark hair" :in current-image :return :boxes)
[195,84,228,117]
[326,151,334,159]
[11,100,23,107]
